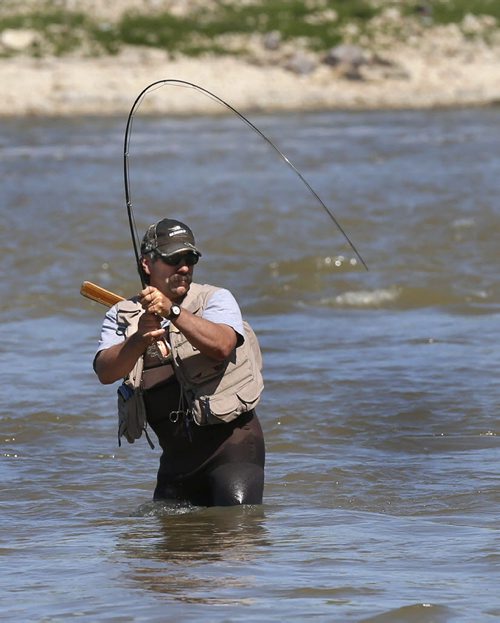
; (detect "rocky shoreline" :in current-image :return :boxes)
[1,11,499,117]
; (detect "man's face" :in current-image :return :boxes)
[142,252,197,299]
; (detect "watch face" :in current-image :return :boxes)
[171,305,181,317]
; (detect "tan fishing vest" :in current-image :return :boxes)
[115,283,264,426]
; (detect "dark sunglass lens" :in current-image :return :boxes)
[186,253,199,266]
[159,255,178,266]
[161,252,199,266]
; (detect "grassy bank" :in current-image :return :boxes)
[0,0,499,59]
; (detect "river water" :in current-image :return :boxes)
[1,104,499,622]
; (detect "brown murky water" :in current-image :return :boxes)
[1,108,499,622]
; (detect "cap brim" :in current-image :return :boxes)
[156,241,202,257]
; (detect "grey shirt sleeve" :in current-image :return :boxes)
[95,304,124,355]
[202,288,245,341]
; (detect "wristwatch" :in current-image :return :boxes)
[167,304,181,321]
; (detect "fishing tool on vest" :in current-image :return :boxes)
[123,79,369,279]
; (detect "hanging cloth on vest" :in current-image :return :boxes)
[116,300,155,449]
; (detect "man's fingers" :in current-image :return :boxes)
[146,328,166,340]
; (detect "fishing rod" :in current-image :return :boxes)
[123,79,369,279]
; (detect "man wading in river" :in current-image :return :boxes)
[94,218,265,506]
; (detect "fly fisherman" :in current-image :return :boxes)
[94,218,265,506]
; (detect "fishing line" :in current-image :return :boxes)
[123,78,369,282]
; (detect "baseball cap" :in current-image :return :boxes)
[140,218,202,258]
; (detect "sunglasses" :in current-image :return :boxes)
[156,251,200,267]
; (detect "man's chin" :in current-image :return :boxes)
[171,279,191,297]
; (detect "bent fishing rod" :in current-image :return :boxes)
[123,79,368,282]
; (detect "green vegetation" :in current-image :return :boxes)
[0,9,120,55]
[90,0,378,56]
[0,1,498,58]
[419,0,500,24]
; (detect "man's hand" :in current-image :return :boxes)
[139,286,171,317]
[137,307,166,343]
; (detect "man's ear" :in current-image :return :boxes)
[140,255,152,276]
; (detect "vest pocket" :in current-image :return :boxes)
[236,380,263,409]
[192,379,262,426]
[173,335,227,384]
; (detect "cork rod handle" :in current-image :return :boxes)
[80,281,125,307]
